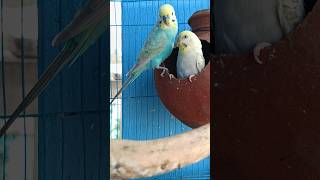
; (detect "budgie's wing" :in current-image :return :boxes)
[196,54,205,73]
[52,0,109,47]
[127,28,169,76]
[66,16,108,67]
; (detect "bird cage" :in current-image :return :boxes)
[110,0,210,179]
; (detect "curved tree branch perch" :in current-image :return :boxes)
[110,123,210,179]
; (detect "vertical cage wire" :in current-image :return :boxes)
[110,0,122,140]
[118,0,210,179]
[0,0,6,179]
[20,0,27,179]
[0,0,38,179]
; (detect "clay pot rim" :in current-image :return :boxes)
[188,9,210,25]
[191,9,210,15]
[155,61,210,84]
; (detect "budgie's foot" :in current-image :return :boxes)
[188,75,195,83]
[169,74,175,80]
[160,69,167,77]
[157,66,169,77]
[253,42,271,64]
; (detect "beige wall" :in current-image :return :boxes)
[0,1,38,179]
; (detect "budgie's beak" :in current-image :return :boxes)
[175,38,188,50]
[162,15,169,25]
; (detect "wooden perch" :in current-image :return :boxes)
[110,123,210,179]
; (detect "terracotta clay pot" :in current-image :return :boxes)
[154,40,211,128]
[188,9,210,43]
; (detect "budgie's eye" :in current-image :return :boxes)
[184,35,187,39]
[172,12,174,16]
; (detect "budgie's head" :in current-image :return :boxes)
[158,4,178,30]
[175,31,202,53]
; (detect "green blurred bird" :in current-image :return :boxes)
[0,0,109,137]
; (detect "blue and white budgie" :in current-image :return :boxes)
[176,31,205,82]
[0,0,108,137]
[110,4,178,104]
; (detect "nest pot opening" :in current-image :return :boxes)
[154,40,211,128]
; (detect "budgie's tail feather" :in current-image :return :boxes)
[125,64,137,77]
[125,61,147,77]
[0,46,74,137]
[110,73,139,104]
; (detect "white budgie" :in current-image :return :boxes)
[176,31,205,82]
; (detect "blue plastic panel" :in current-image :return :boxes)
[38,0,109,179]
